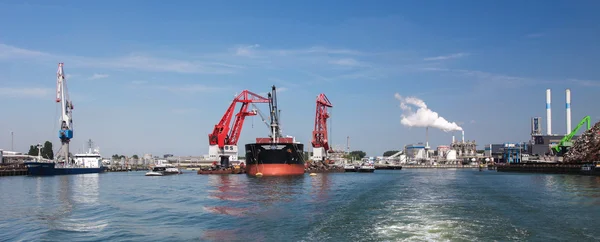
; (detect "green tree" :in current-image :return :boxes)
[28,145,38,156]
[132,155,139,159]
[42,141,53,159]
[383,150,401,157]
[112,154,120,160]
[345,150,366,160]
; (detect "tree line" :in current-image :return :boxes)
[111,154,139,160]
[27,141,54,159]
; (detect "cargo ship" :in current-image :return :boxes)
[244,86,306,176]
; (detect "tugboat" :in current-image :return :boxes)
[244,86,306,176]
[25,63,105,176]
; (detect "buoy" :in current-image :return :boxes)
[309,173,317,176]
[255,172,263,177]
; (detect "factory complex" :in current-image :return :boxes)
[375,88,592,166]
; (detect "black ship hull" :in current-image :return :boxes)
[245,142,305,176]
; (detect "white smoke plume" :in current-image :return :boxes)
[394,93,463,132]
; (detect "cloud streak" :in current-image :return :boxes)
[0,87,53,99]
[89,73,109,80]
[424,52,469,61]
[0,43,49,59]
[568,79,600,87]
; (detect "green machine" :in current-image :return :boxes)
[552,115,592,154]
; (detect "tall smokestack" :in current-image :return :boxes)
[461,130,465,143]
[452,135,455,144]
[566,88,571,134]
[546,89,552,135]
[426,127,429,148]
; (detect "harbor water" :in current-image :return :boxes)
[1,169,600,241]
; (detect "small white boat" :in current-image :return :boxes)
[145,161,181,176]
[344,164,357,172]
[145,170,163,176]
[358,163,375,173]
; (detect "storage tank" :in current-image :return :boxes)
[446,150,457,161]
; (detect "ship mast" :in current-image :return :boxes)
[55,63,74,165]
[267,85,282,143]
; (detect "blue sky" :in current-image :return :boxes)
[1,0,599,157]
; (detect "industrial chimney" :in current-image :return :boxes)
[546,89,552,135]
[566,88,571,134]
[461,130,465,143]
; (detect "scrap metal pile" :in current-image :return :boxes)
[305,160,344,173]
[564,120,600,163]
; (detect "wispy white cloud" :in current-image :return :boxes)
[0,43,49,59]
[0,43,244,74]
[234,44,261,57]
[328,58,361,66]
[0,87,53,98]
[277,87,288,92]
[424,52,469,61]
[568,79,600,87]
[269,46,364,56]
[89,73,109,80]
[79,54,241,74]
[0,42,463,84]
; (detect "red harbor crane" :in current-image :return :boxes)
[208,90,270,167]
[311,93,333,162]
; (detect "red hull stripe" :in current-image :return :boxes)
[246,164,305,176]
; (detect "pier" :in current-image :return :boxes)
[0,164,28,176]
[401,164,479,169]
[496,162,584,174]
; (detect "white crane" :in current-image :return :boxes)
[55,63,74,165]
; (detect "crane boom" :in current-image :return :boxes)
[208,90,270,148]
[553,115,591,153]
[251,103,271,130]
[311,93,333,150]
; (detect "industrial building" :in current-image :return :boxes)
[488,88,586,163]
[405,143,427,161]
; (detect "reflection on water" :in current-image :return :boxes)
[35,176,74,225]
[30,174,108,236]
[73,173,100,205]
[245,176,304,204]
[205,175,254,217]
[309,173,331,202]
[206,175,248,202]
